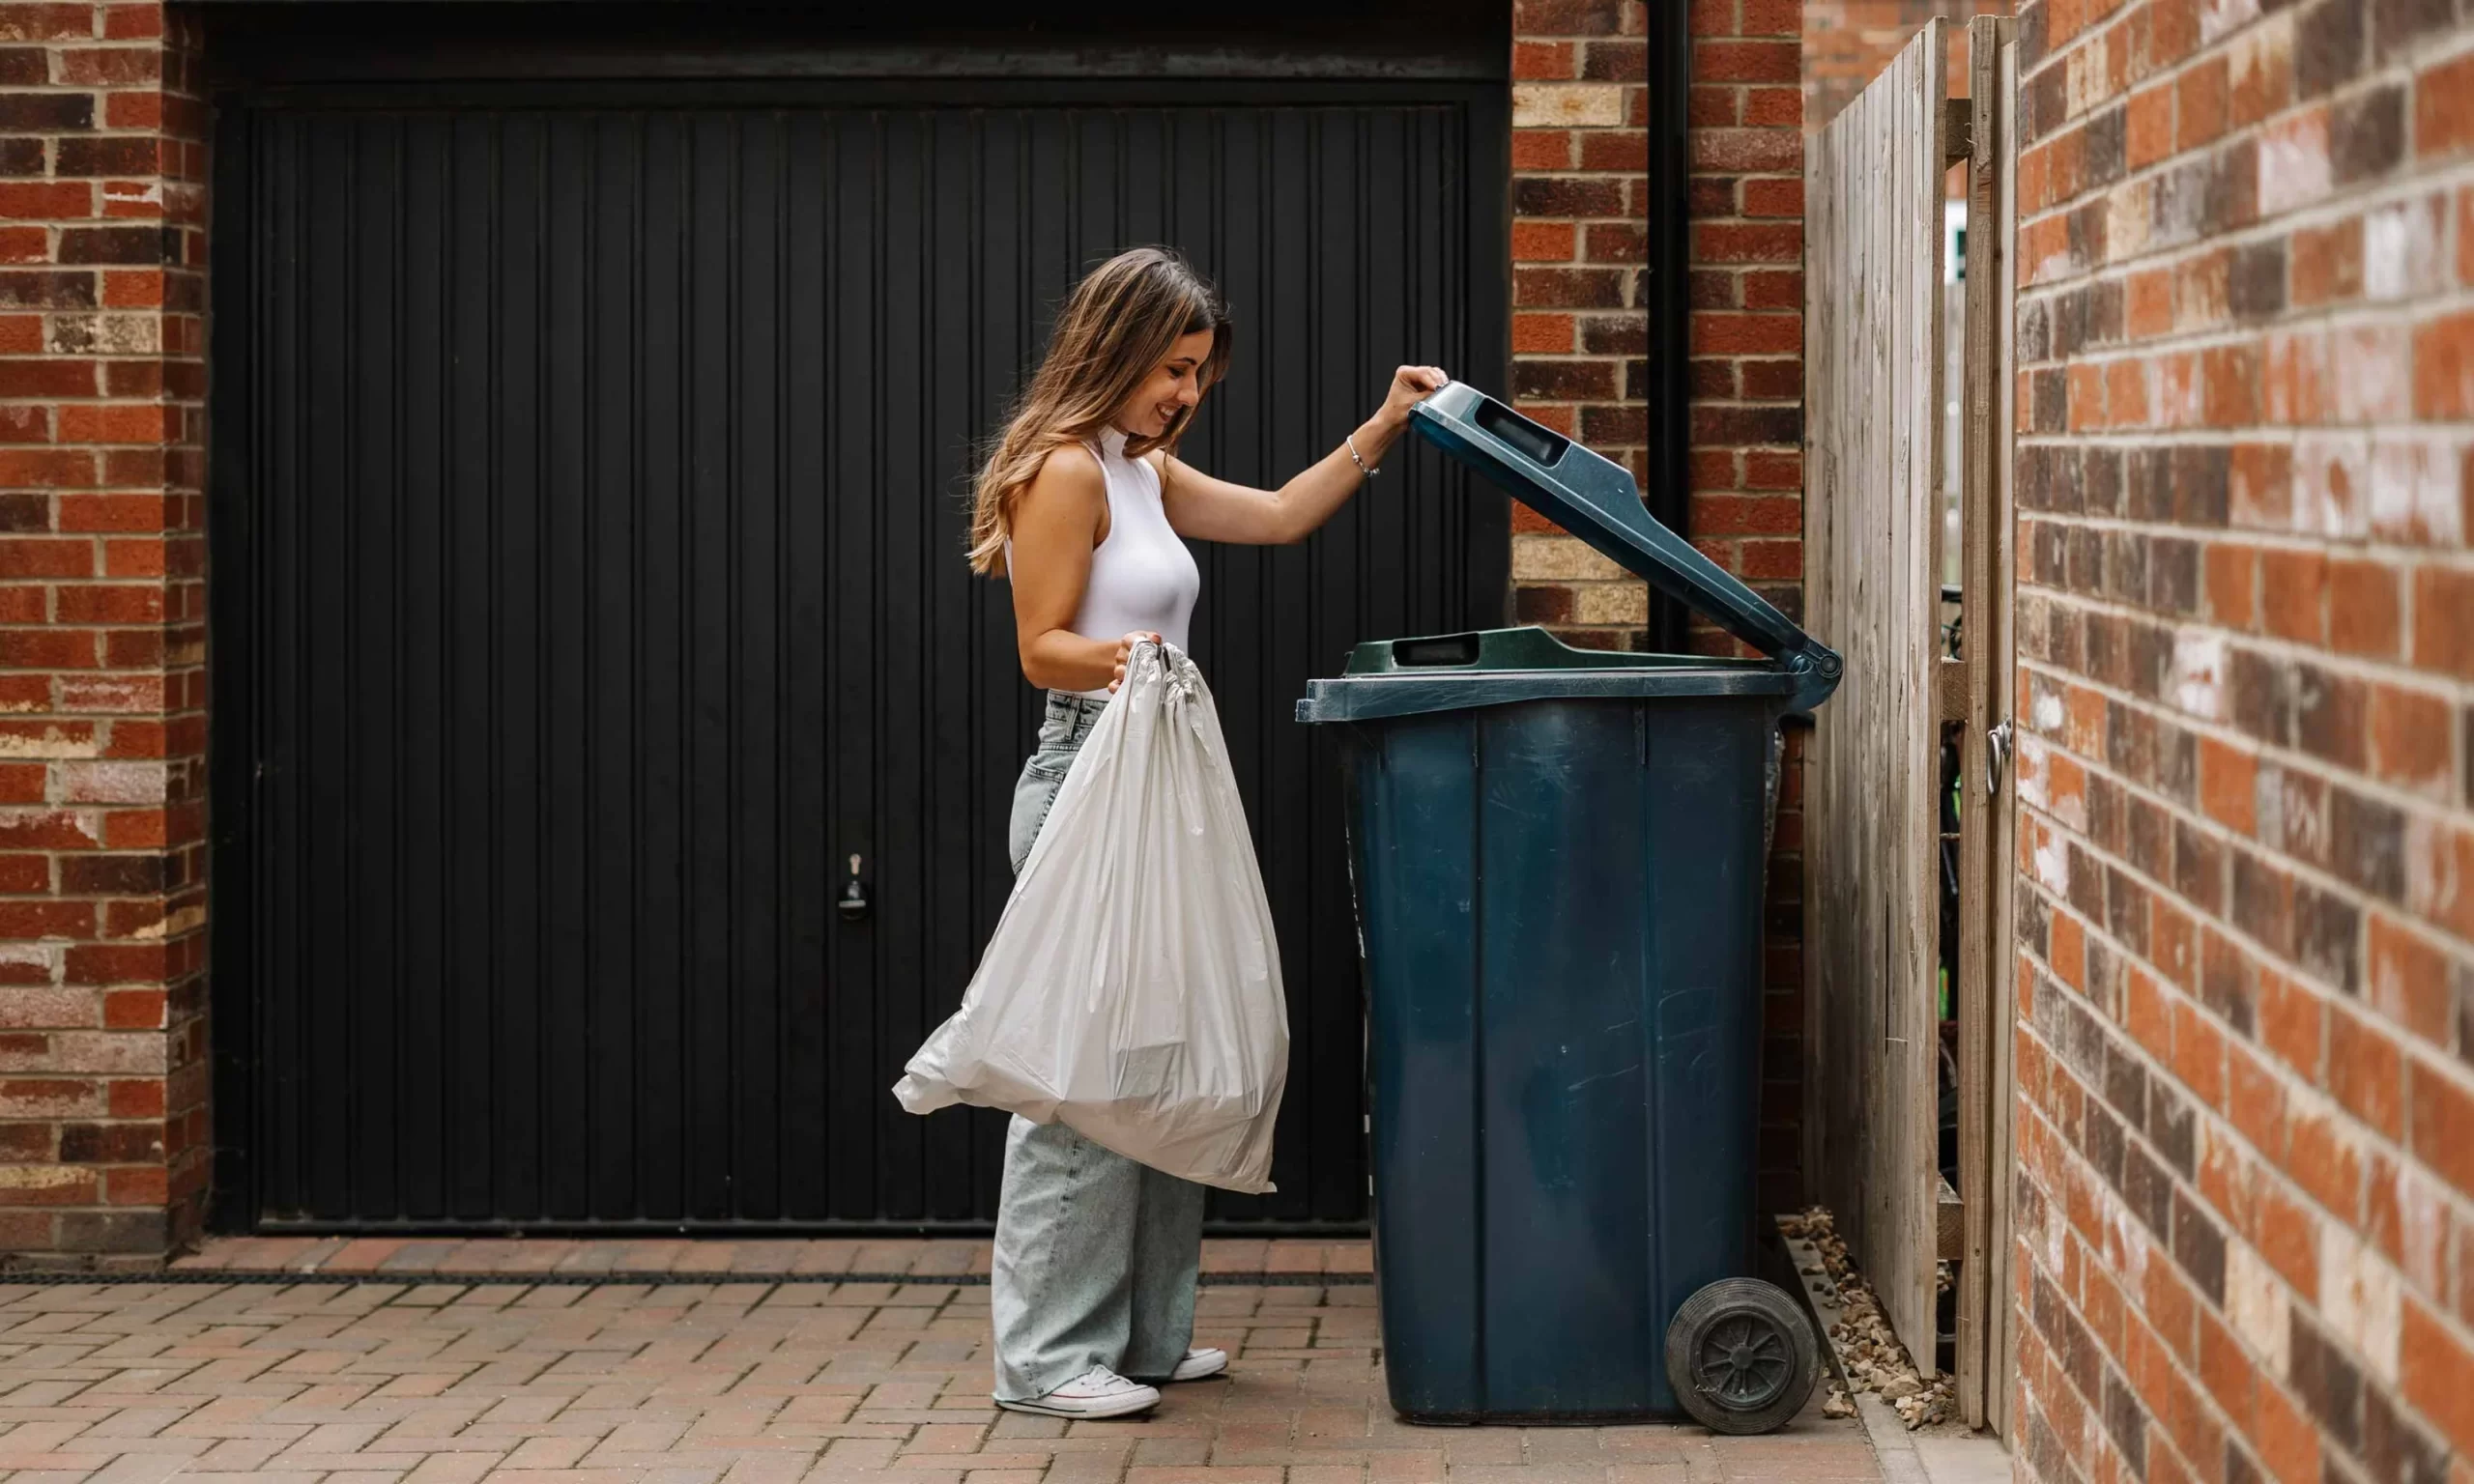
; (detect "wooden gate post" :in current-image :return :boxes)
[1955,13,2021,1437]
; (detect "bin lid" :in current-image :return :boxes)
[1405,382,1842,708]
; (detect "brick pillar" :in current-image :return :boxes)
[0,2,210,1266]
[1509,0,1651,648]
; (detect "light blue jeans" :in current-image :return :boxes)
[991,691,1208,1401]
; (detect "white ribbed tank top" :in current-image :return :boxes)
[1061,428,1200,693]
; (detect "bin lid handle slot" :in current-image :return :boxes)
[1409,382,1843,712]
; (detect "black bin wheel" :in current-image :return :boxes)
[1663,1277,1822,1436]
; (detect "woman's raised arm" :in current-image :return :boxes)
[1159,365,1448,545]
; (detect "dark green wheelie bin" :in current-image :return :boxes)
[1296,384,1844,1434]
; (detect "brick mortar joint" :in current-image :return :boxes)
[2020,800,2474,1155]
[2012,614,2474,815]
[2014,954,2474,1394]
[2017,566,2474,682]
[2022,0,2474,100]
[2016,159,2474,271]
[2010,303,2474,367]
[2006,1103,2215,1481]
[2009,428,2474,486]
[2014,34,2470,224]
[2016,802,2474,1133]
[2012,716,2472,979]
[2012,999,2474,1455]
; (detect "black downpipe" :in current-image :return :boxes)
[1645,2,1691,656]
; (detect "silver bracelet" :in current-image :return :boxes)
[1346,433,1377,479]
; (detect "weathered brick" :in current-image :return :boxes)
[0,13,206,1263]
[2414,47,2474,157]
[2330,83,2405,186]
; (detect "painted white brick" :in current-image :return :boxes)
[2173,630,2229,722]
[2107,182,2154,263]
[2291,430,2373,539]
[0,1166,89,1196]
[0,1032,167,1075]
[2065,41,2104,119]
[1511,535,1627,583]
[2202,0,2264,43]
[0,726,102,760]
[2364,195,2445,300]
[2257,108,2333,218]
[2407,816,2468,934]
[2015,733,2052,812]
[2034,818,2073,897]
[2318,1220,2402,1386]
[2332,323,2411,423]
[2391,1161,2451,1303]
[1510,85,1626,128]
[2225,1241,2292,1381]
[2368,432,2465,546]
[0,943,53,983]
[55,761,167,807]
[1570,582,1650,627]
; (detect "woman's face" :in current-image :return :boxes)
[1115,328,1217,440]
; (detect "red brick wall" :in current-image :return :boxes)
[1686,0,1807,652]
[2008,0,2474,1478]
[1509,0,1652,645]
[1679,0,1813,1212]
[0,1,210,1265]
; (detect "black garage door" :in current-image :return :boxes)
[208,64,1510,1231]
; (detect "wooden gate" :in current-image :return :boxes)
[1806,14,1949,1383]
[1804,14,2020,1430]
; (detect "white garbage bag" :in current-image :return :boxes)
[892,641,1290,1194]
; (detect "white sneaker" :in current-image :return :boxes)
[996,1365,1162,1419]
[1166,1347,1228,1383]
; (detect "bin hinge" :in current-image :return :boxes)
[1781,641,1846,717]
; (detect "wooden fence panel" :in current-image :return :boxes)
[1803,17,1947,1377]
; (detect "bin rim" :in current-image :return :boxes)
[1409,382,1842,713]
[1295,656,1800,725]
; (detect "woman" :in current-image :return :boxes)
[966,245,1446,1419]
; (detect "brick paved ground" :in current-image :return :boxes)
[160,1241,1372,1285]
[0,1271,1880,1484]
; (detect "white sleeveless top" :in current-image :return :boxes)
[1059,428,1201,692]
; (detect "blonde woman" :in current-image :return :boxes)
[967,245,1445,1418]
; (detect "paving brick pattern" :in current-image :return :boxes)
[158,1243,1372,1286]
[0,1277,1878,1484]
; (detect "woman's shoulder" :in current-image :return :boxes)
[1017,441,1108,517]
[1033,440,1104,481]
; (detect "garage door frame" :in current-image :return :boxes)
[202,22,1517,1237]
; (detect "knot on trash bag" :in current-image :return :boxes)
[1141,639,1201,708]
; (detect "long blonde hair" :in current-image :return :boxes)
[968,247,1231,576]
